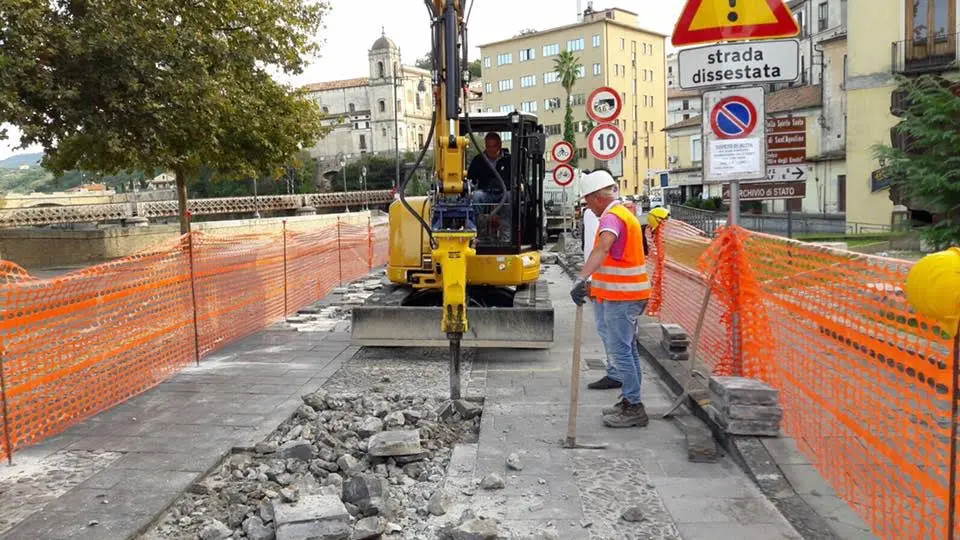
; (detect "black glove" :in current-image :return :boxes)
[570,278,588,306]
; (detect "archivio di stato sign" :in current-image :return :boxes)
[678,40,799,89]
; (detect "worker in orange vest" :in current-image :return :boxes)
[570,169,651,428]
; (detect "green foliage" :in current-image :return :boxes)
[685,197,725,211]
[0,0,331,231]
[873,75,960,248]
[553,51,582,168]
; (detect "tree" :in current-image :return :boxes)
[874,75,960,248]
[415,52,480,80]
[554,51,583,168]
[1,0,330,233]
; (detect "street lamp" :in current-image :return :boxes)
[338,152,350,213]
[361,165,369,210]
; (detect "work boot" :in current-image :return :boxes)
[602,398,626,416]
[587,376,622,390]
[603,402,649,428]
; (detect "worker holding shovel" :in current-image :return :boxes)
[570,170,653,428]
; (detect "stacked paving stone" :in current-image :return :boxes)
[709,376,783,437]
[660,324,690,361]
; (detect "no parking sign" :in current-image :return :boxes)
[703,86,766,183]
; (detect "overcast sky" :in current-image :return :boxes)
[0,0,685,160]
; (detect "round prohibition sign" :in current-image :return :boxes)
[551,140,575,163]
[710,96,759,140]
[587,86,623,123]
[552,164,575,187]
[587,123,625,161]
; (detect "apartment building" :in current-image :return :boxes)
[477,7,668,195]
[846,0,958,228]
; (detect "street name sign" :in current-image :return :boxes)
[551,140,574,163]
[553,164,575,187]
[722,180,806,201]
[766,116,806,166]
[672,0,801,47]
[587,123,625,161]
[765,165,808,182]
[586,86,623,123]
[677,39,799,89]
[703,86,766,183]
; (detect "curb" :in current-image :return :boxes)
[552,250,839,540]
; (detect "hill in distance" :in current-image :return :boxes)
[0,152,44,169]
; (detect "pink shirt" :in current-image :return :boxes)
[597,200,628,261]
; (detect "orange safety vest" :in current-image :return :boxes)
[590,203,651,302]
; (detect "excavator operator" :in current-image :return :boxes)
[468,132,512,241]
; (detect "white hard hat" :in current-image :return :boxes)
[580,170,617,199]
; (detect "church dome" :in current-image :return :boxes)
[371,30,396,51]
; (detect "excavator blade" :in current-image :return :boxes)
[350,280,554,349]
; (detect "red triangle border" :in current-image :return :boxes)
[672,0,801,47]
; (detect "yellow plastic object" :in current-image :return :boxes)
[648,206,670,230]
[432,231,476,334]
[905,247,960,328]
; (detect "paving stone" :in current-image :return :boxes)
[719,417,781,437]
[273,494,351,540]
[722,403,784,422]
[710,376,780,407]
[366,430,421,457]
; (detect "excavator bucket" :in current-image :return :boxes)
[350,280,554,349]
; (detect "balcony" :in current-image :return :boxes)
[892,33,960,74]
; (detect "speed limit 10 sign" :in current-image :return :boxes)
[587,123,625,161]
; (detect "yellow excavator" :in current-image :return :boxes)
[351,0,555,398]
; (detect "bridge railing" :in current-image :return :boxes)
[0,190,394,228]
[647,219,956,539]
[0,215,389,461]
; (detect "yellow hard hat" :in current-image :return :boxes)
[905,247,960,331]
[647,206,670,230]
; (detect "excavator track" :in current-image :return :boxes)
[350,278,554,349]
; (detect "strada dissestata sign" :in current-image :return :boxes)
[678,40,800,89]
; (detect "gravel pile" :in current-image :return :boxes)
[146,387,482,540]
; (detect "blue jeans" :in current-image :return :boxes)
[593,299,647,405]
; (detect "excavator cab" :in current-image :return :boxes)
[460,111,547,255]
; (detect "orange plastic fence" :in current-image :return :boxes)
[0,218,388,461]
[652,220,958,540]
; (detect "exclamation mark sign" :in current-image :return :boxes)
[727,0,738,23]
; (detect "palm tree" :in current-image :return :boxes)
[553,50,583,168]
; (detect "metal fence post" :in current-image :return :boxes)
[336,217,343,285]
[283,220,288,316]
[186,217,201,366]
[0,350,12,464]
[367,216,374,270]
[948,322,960,540]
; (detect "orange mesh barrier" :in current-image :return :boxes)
[654,219,958,539]
[0,217,388,461]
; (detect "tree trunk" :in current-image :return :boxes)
[176,168,190,234]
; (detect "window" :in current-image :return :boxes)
[382,127,387,136]
[633,80,637,93]
[500,104,515,113]
[498,79,514,91]
[419,132,425,147]
[840,0,847,26]
[632,40,637,52]
[486,107,493,112]
[576,148,587,159]
[818,1,828,31]
[485,82,493,93]
[683,113,690,120]
[397,99,402,112]
[484,57,491,68]
[633,105,638,121]
[614,65,620,76]
[796,11,806,37]
[569,93,585,106]
[682,99,690,110]
[592,34,601,47]
[359,135,367,150]
[322,106,329,114]
[377,62,384,78]
[543,43,560,56]
[349,103,356,113]
[520,75,536,88]
[520,48,536,61]
[842,54,848,88]
[544,97,562,110]
[545,124,562,136]
[576,66,586,78]
[620,37,625,50]
[567,38,585,52]
[416,94,422,110]
[497,53,513,65]
[691,136,702,162]
[520,100,538,112]
[593,63,601,76]
[908,0,955,42]
[544,71,560,84]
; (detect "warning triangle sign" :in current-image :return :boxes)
[672,0,800,47]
